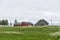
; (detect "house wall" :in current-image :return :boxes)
[14,22,33,26]
[21,23,28,26]
[20,22,33,26]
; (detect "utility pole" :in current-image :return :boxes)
[51,17,52,25]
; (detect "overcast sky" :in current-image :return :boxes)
[0,0,60,24]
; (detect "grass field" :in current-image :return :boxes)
[0,26,60,40]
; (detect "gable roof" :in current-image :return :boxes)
[21,22,33,25]
[14,22,21,25]
[14,22,33,26]
[40,19,49,24]
[35,19,49,26]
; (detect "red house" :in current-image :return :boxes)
[20,22,33,26]
[14,22,33,26]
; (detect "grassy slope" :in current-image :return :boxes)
[0,26,59,40]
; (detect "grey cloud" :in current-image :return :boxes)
[0,0,60,24]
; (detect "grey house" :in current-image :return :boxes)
[35,19,49,26]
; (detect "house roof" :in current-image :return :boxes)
[21,22,33,25]
[14,22,21,25]
[35,19,49,26]
[14,22,33,25]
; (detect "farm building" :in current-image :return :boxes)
[35,19,49,26]
[14,22,33,26]
[14,22,21,26]
[20,22,33,26]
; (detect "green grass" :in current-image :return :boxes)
[0,26,60,40]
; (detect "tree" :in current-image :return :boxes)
[1,19,5,25]
[14,19,18,24]
[0,20,2,25]
[35,19,49,26]
[1,19,8,25]
[5,19,8,25]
